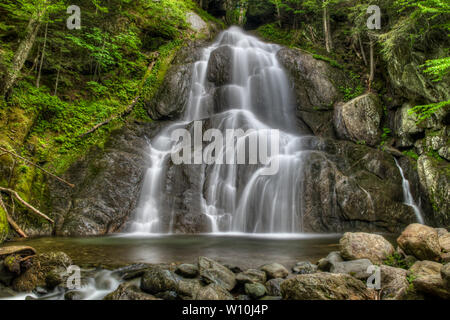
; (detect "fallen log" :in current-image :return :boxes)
[0,195,27,238]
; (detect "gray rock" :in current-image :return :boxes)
[292,261,317,275]
[245,282,266,299]
[105,282,160,300]
[155,290,178,300]
[175,264,199,278]
[394,103,424,148]
[330,259,373,280]
[260,263,289,280]
[334,93,383,147]
[198,257,236,291]
[380,265,409,300]
[194,283,234,300]
[207,45,233,86]
[281,273,375,300]
[140,266,179,294]
[236,269,266,284]
[112,263,151,280]
[177,279,203,299]
[318,251,344,272]
[265,278,283,296]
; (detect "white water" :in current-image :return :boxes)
[129,27,310,234]
[394,158,425,224]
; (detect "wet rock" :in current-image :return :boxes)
[223,264,242,274]
[4,255,21,274]
[318,251,343,271]
[292,261,317,275]
[334,93,383,147]
[397,224,441,261]
[380,265,409,300]
[45,269,64,289]
[64,290,84,300]
[104,282,160,300]
[259,295,282,300]
[177,279,203,299]
[245,282,266,299]
[175,264,199,278]
[330,259,373,280]
[207,45,233,86]
[265,278,283,296]
[155,290,178,300]
[340,232,394,264]
[12,252,72,292]
[140,266,179,294]
[394,103,424,148]
[198,257,236,291]
[260,263,289,280]
[281,273,375,300]
[236,269,266,284]
[194,283,234,300]
[237,294,251,300]
[417,155,450,228]
[112,263,151,280]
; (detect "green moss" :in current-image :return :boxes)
[384,252,414,270]
[0,201,8,243]
[402,149,419,160]
[312,54,344,69]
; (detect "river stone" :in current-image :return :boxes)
[198,257,236,291]
[236,269,266,284]
[441,263,450,287]
[281,273,375,300]
[318,251,344,271]
[265,278,283,296]
[245,282,266,299]
[237,294,251,300]
[260,263,289,280]
[340,232,394,264]
[112,263,152,280]
[177,279,203,299]
[292,261,318,275]
[380,265,409,300]
[105,282,160,300]
[397,224,441,261]
[207,45,233,86]
[330,259,373,280]
[409,260,442,277]
[140,267,179,294]
[64,290,84,300]
[194,283,234,300]
[334,93,383,146]
[412,273,450,299]
[155,290,179,300]
[175,264,199,278]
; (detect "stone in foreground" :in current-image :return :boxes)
[259,263,289,280]
[281,273,375,300]
[397,224,441,261]
[340,232,394,264]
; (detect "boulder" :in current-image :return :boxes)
[292,261,317,275]
[236,269,266,284]
[245,282,266,299]
[194,283,234,300]
[413,274,450,299]
[112,263,151,281]
[175,264,199,278]
[317,251,344,271]
[177,279,203,299]
[281,273,375,300]
[340,232,394,264]
[397,224,441,261]
[439,233,450,253]
[441,263,450,287]
[380,265,409,300]
[207,45,233,86]
[409,260,442,277]
[394,103,424,147]
[259,263,289,280]
[330,259,373,280]
[265,278,283,296]
[198,257,236,291]
[105,282,160,300]
[140,267,179,294]
[334,93,383,147]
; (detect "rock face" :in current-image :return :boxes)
[340,232,395,264]
[207,45,233,86]
[397,224,442,261]
[417,156,450,229]
[334,93,383,147]
[51,123,157,236]
[281,273,375,300]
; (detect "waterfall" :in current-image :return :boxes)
[394,158,425,224]
[128,27,309,234]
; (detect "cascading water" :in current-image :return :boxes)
[394,158,425,224]
[128,27,310,234]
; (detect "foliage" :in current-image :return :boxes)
[384,252,414,269]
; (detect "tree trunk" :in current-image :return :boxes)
[36,22,48,88]
[358,34,368,66]
[323,5,331,53]
[369,38,375,91]
[1,15,42,97]
[54,66,60,96]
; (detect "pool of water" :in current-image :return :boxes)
[2,233,342,269]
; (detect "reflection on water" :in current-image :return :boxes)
[3,234,341,269]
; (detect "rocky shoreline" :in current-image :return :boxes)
[0,223,448,300]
